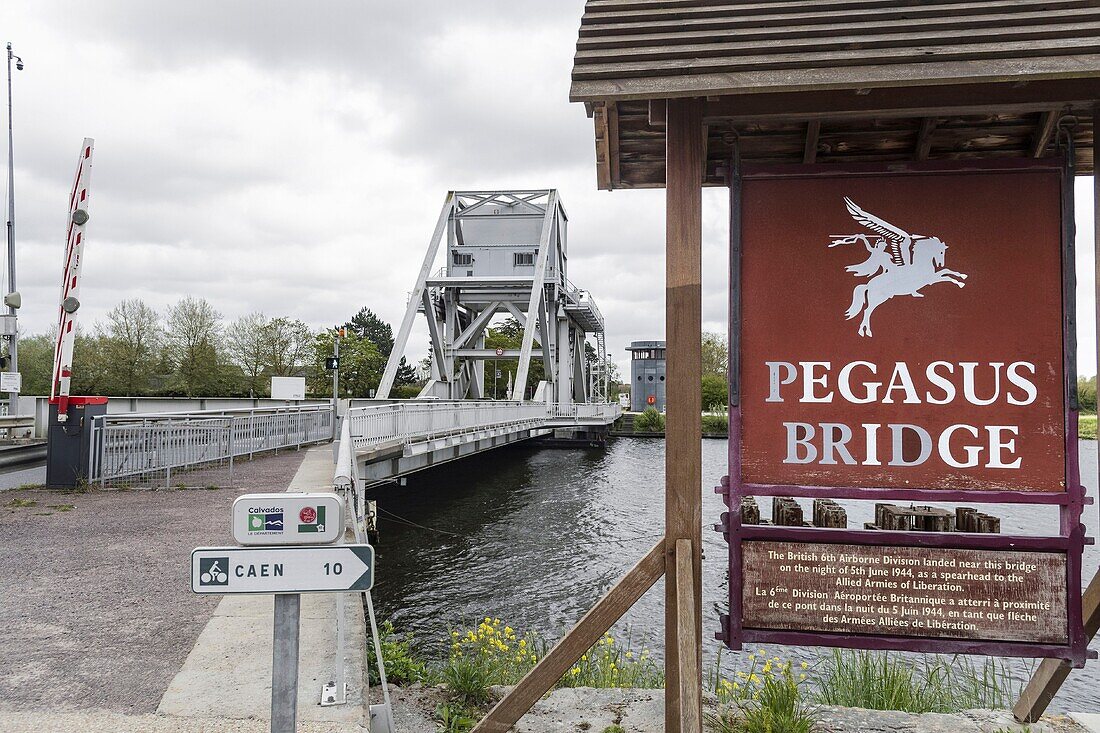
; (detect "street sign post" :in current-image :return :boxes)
[191,545,374,594]
[232,492,344,546]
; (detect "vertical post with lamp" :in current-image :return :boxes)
[3,43,24,413]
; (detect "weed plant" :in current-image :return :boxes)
[813,649,1021,713]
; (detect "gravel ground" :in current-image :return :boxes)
[0,450,307,715]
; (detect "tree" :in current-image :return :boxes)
[100,299,161,395]
[16,333,56,396]
[265,317,313,378]
[308,330,385,398]
[702,331,728,378]
[346,306,415,386]
[701,373,728,411]
[164,296,225,396]
[225,312,269,397]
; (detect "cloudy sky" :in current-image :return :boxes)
[1,1,1096,377]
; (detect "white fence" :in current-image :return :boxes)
[344,400,549,449]
[344,399,621,450]
[89,405,335,485]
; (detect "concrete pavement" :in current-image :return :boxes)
[157,445,368,727]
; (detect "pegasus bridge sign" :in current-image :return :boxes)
[721,160,1089,666]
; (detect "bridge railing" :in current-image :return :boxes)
[549,403,622,421]
[345,400,548,449]
[89,405,335,486]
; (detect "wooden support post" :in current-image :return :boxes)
[665,96,704,733]
[1030,108,1061,158]
[472,541,667,733]
[676,539,702,733]
[1014,572,1100,721]
[802,121,820,164]
[915,117,937,160]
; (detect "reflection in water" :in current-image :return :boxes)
[369,438,1098,712]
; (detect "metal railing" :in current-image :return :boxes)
[549,403,621,421]
[345,400,548,450]
[89,405,335,484]
[344,399,620,450]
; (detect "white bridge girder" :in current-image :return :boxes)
[377,190,609,407]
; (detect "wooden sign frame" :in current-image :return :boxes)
[718,158,1090,666]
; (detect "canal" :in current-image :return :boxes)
[371,437,1099,712]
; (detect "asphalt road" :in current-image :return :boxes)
[0,449,308,714]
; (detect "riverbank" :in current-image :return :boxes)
[372,684,1088,733]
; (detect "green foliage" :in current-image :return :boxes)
[602,726,626,733]
[1078,376,1097,412]
[702,413,728,435]
[391,384,422,399]
[307,330,385,398]
[559,632,663,689]
[813,650,1021,713]
[368,621,427,686]
[702,374,729,411]
[707,649,816,733]
[15,333,55,396]
[634,407,665,433]
[1080,414,1097,440]
[481,317,543,399]
[435,701,478,733]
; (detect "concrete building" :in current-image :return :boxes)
[627,340,665,412]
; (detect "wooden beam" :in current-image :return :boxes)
[665,96,704,733]
[698,78,1100,124]
[677,539,702,733]
[915,117,937,160]
[472,540,667,733]
[594,104,613,190]
[1031,108,1061,157]
[802,120,820,164]
[608,102,622,186]
[1013,570,1100,721]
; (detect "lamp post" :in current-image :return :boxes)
[5,42,23,413]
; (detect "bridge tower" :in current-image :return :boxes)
[378,190,608,405]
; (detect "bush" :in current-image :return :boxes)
[707,648,816,733]
[634,407,665,433]
[1078,376,1097,412]
[368,620,427,686]
[702,374,729,411]
[391,384,423,399]
[702,413,728,435]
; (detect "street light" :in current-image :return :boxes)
[5,42,23,409]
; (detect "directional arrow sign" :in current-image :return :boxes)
[191,545,374,594]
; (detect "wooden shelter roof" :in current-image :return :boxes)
[570,0,1100,188]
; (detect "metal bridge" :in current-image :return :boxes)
[71,189,619,490]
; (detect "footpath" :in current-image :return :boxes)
[0,445,368,733]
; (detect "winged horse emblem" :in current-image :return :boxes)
[829,197,967,337]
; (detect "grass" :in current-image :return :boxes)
[1080,413,1097,440]
[813,649,1022,713]
[370,621,1026,732]
[6,498,37,508]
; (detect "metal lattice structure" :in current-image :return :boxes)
[378,190,609,406]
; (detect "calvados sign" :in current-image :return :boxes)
[722,160,1087,666]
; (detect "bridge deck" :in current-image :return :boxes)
[345,400,620,486]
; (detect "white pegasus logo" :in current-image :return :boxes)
[829,197,967,337]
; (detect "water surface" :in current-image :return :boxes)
[371,438,1099,712]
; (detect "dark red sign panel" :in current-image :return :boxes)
[740,169,1065,492]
